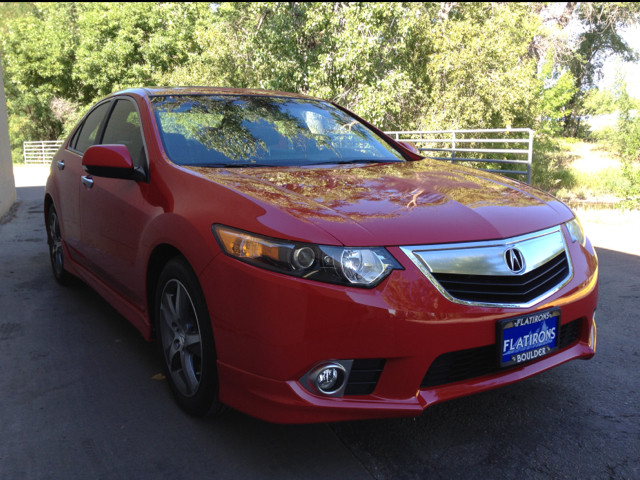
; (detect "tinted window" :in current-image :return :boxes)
[75,102,111,153]
[102,99,146,169]
[150,95,405,167]
[68,124,81,150]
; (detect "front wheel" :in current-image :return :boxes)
[47,205,72,285]
[155,257,223,417]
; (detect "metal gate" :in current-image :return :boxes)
[385,128,534,184]
[23,140,64,165]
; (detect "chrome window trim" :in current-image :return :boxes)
[400,226,573,309]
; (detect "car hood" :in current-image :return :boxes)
[185,160,573,246]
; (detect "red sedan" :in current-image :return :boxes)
[45,87,598,423]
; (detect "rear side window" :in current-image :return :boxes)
[101,99,146,169]
[74,102,111,153]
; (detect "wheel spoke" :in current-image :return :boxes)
[183,332,201,350]
[180,350,200,394]
[166,333,180,363]
[49,212,57,240]
[175,284,190,320]
[160,291,179,328]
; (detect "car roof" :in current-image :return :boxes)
[112,86,319,100]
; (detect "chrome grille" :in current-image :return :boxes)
[432,252,569,305]
[400,226,572,308]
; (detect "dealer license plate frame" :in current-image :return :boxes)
[498,308,561,368]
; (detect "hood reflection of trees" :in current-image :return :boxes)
[188,159,545,224]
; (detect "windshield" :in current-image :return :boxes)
[150,95,405,167]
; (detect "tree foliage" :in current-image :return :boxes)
[1,2,639,163]
[543,2,640,135]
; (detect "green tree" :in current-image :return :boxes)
[72,2,212,102]
[1,2,209,162]
[167,2,431,130]
[615,80,640,207]
[2,1,640,165]
[555,3,640,135]
[165,2,544,131]
[1,3,78,161]
[582,87,617,115]
[421,2,541,130]
[537,56,578,135]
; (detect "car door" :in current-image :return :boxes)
[78,97,152,306]
[55,100,112,261]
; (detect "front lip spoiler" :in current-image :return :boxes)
[215,340,596,424]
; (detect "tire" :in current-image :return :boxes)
[47,205,73,285]
[155,257,224,417]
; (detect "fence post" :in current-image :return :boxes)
[451,131,456,163]
[527,129,533,184]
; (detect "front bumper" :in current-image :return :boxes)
[199,237,598,424]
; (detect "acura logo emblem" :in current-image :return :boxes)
[505,248,525,274]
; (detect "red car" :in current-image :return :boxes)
[45,87,598,423]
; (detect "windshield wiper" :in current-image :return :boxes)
[309,159,402,166]
[188,163,272,168]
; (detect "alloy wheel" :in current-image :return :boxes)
[48,207,65,280]
[158,279,204,398]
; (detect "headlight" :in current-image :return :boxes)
[212,225,402,288]
[565,217,586,246]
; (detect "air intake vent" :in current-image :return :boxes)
[344,358,386,396]
[421,319,582,388]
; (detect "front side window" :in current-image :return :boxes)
[101,99,146,169]
[150,95,405,167]
[74,102,111,153]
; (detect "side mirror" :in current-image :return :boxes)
[82,144,143,181]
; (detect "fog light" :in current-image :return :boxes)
[316,367,340,392]
[301,362,349,396]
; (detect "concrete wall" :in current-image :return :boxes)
[0,57,16,218]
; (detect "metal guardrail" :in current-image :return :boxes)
[23,140,64,164]
[385,128,534,184]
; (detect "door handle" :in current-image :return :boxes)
[81,175,94,189]
[57,160,65,170]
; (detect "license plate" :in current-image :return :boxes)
[498,308,560,368]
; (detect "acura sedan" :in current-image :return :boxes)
[45,87,598,423]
